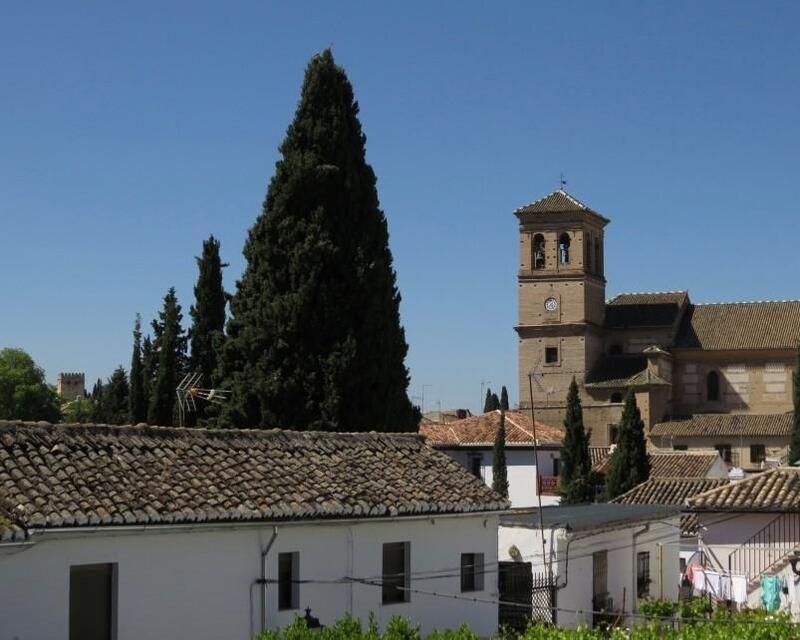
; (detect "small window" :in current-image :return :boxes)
[278,552,299,610]
[545,347,559,364]
[750,444,766,464]
[636,551,650,598]
[469,454,483,479]
[608,424,619,445]
[587,234,594,272]
[382,542,410,604]
[715,444,732,464]
[594,238,602,275]
[460,553,485,592]
[553,458,561,477]
[609,344,623,356]
[70,563,115,640]
[707,371,720,401]
[673,444,688,451]
[610,392,623,403]
[532,234,546,270]
[559,233,570,264]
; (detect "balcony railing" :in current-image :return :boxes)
[538,475,559,496]
[727,512,800,583]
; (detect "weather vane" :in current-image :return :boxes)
[559,173,567,191]
[176,372,230,426]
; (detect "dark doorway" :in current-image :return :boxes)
[69,563,115,640]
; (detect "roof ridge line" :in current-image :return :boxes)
[513,188,589,214]
[693,299,800,306]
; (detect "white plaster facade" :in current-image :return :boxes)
[438,446,561,508]
[499,511,680,628]
[0,513,499,640]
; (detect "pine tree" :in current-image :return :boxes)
[483,388,494,413]
[492,410,509,498]
[103,366,130,424]
[790,346,800,464]
[188,236,227,424]
[129,314,147,423]
[558,378,593,504]
[215,50,418,431]
[148,288,187,426]
[500,386,510,411]
[605,389,650,500]
[91,378,103,402]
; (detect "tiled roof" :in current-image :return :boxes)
[605,291,689,328]
[419,410,563,447]
[594,451,722,478]
[585,356,669,389]
[514,190,608,220]
[675,301,800,350]
[688,468,800,512]
[589,446,611,467]
[650,413,794,438]
[0,422,508,540]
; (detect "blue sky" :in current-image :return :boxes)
[2,2,799,415]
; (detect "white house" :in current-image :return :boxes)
[0,421,508,640]
[498,504,681,628]
[420,410,564,508]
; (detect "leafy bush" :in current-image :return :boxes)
[639,598,676,620]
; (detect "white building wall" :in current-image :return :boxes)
[440,447,561,508]
[0,515,499,640]
[499,519,680,628]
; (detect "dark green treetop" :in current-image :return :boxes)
[558,378,594,504]
[492,410,509,498]
[148,287,187,426]
[605,389,650,500]
[129,314,147,424]
[500,386,509,411]
[96,366,129,425]
[215,50,418,431]
[0,348,61,422]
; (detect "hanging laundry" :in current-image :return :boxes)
[731,575,748,605]
[692,567,706,596]
[719,575,732,601]
[762,575,782,611]
[705,570,721,598]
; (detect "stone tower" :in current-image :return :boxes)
[56,372,85,401]
[515,190,609,417]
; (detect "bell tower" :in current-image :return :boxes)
[515,189,609,411]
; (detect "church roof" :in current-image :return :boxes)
[605,291,689,328]
[419,410,564,447]
[674,300,800,350]
[650,413,794,438]
[585,355,669,389]
[514,189,609,221]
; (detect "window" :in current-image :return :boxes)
[460,553,485,592]
[545,347,559,364]
[587,234,594,272]
[608,424,619,444]
[750,444,766,464]
[715,444,732,464]
[610,392,623,403]
[553,458,561,477]
[609,344,623,355]
[532,234,546,270]
[69,563,115,640]
[278,552,299,610]
[673,444,688,451]
[594,238,602,275]
[637,552,650,598]
[707,370,720,401]
[469,454,483,479]
[559,233,570,264]
[382,542,410,604]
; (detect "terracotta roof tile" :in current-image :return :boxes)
[612,478,729,506]
[605,291,689,329]
[675,301,800,350]
[0,422,509,533]
[688,467,800,512]
[589,447,611,467]
[651,414,793,438]
[594,451,722,478]
[585,356,669,389]
[419,410,563,447]
[513,190,609,222]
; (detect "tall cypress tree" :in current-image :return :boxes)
[605,389,650,500]
[559,378,593,504]
[790,346,800,464]
[188,236,227,424]
[148,288,187,426]
[141,335,155,420]
[129,314,147,423]
[216,50,418,431]
[483,388,494,413]
[492,410,509,498]
[500,386,510,411]
[102,366,130,425]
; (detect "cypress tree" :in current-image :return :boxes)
[148,288,187,426]
[483,388,494,413]
[492,410,509,498]
[129,314,147,423]
[500,386,509,411]
[790,346,800,464]
[216,50,417,431]
[605,389,650,500]
[103,366,130,424]
[141,335,155,419]
[491,393,500,411]
[558,378,593,504]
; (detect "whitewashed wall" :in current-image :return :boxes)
[440,447,561,508]
[499,518,680,628]
[0,514,499,640]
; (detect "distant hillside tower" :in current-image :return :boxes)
[56,372,85,401]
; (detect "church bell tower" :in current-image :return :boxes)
[515,189,609,411]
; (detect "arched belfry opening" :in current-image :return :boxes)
[532,234,546,270]
[559,233,570,264]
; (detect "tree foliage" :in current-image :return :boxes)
[492,410,509,498]
[500,386,509,411]
[605,389,650,500]
[148,288,187,426]
[128,314,147,424]
[62,397,96,423]
[483,389,500,413]
[95,366,129,424]
[0,348,61,421]
[558,378,594,504]
[215,50,417,431]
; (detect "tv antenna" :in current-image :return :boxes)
[176,372,230,427]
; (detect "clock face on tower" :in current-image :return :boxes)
[544,297,558,312]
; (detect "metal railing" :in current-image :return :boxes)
[727,513,800,582]
[538,475,559,496]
